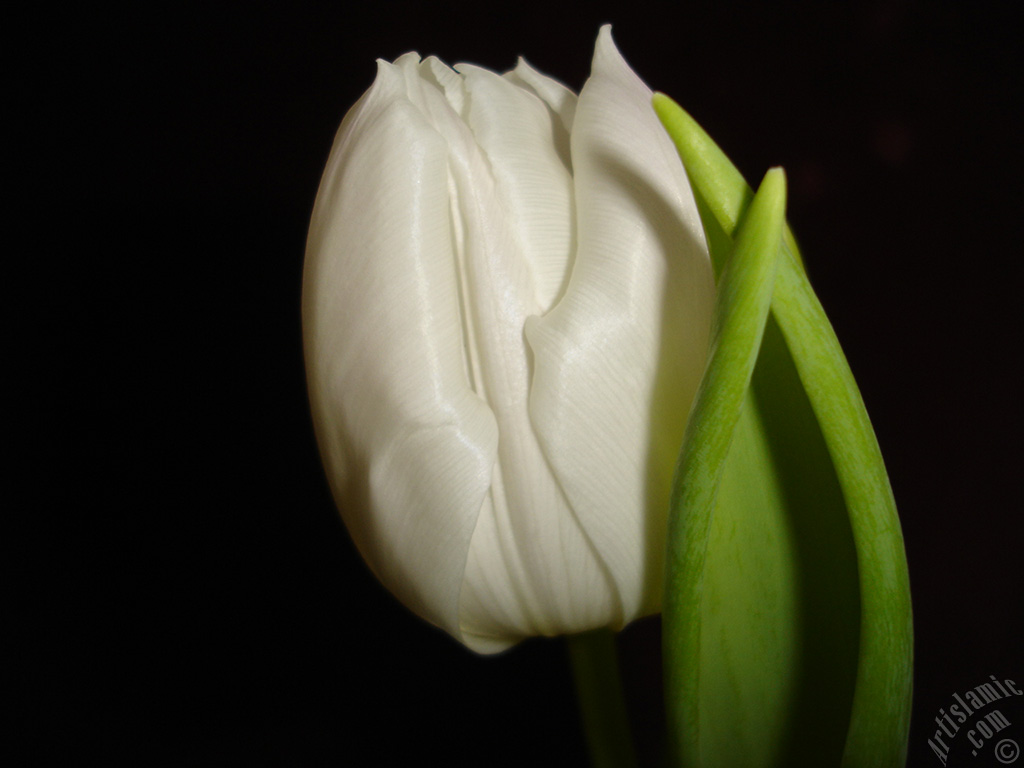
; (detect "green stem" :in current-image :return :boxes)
[567,629,639,768]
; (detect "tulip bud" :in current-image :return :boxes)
[303,26,715,653]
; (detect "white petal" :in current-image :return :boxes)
[423,62,620,650]
[504,57,577,141]
[302,60,497,640]
[525,26,715,621]
[458,62,576,311]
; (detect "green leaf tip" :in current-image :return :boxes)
[658,94,912,767]
[653,93,805,275]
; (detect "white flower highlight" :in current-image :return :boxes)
[303,26,714,653]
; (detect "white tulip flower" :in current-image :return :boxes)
[303,26,714,653]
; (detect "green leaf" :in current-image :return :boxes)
[656,94,912,768]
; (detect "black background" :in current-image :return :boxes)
[18,1,1022,765]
